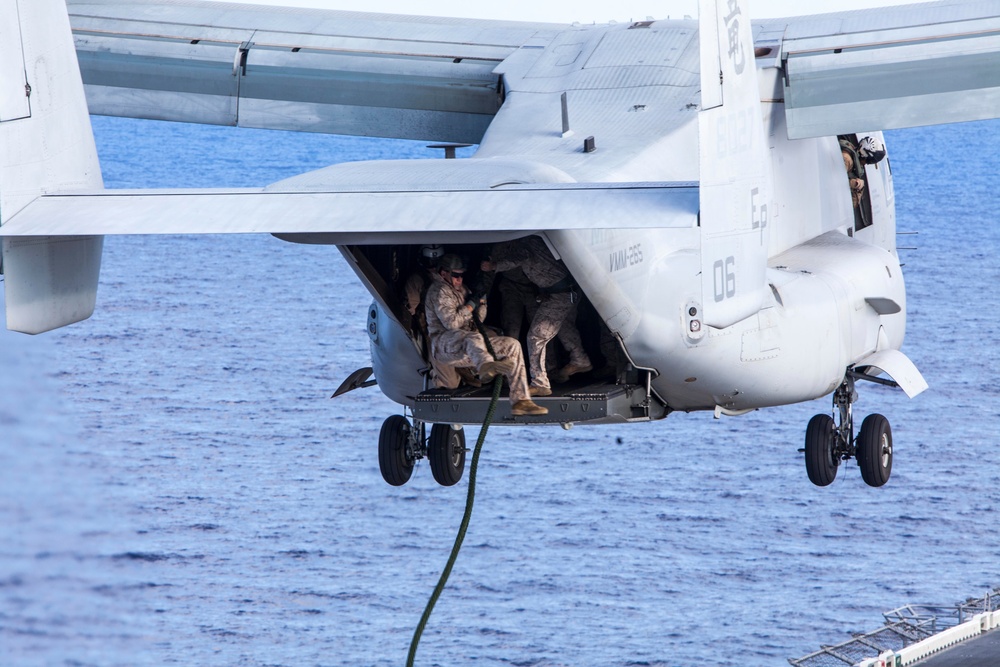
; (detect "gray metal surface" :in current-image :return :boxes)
[909,629,1000,666]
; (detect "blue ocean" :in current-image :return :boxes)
[1,115,998,667]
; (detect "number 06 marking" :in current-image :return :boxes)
[713,256,736,302]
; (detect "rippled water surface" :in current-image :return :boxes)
[2,117,999,667]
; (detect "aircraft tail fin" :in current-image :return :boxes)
[1,0,104,334]
[698,0,771,328]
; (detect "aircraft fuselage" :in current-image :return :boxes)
[350,20,906,421]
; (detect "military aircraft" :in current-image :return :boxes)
[2,0,998,489]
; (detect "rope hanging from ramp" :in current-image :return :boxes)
[406,314,503,666]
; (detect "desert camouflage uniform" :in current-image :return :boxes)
[489,237,591,391]
[424,271,530,404]
[402,268,466,388]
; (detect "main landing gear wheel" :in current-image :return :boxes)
[428,424,466,487]
[802,373,895,488]
[805,414,839,486]
[378,415,415,486]
[857,413,892,488]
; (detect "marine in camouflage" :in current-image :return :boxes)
[424,268,530,404]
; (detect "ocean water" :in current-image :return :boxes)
[1,115,999,667]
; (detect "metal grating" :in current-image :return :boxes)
[789,588,1000,667]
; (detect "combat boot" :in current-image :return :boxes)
[511,400,548,416]
[554,360,593,383]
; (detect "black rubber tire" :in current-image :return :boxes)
[805,414,839,487]
[857,413,892,488]
[378,415,414,487]
[428,423,466,487]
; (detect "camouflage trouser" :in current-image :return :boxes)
[498,276,538,340]
[500,277,561,370]
[427,355,462,391]
[527,292,591,390]
[430,329,530,404]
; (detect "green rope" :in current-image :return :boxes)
[406,312,503,667]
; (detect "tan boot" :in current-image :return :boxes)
[554,361,593,383]
[511,400,548,416]
[529,384,552,397]
[479,358,516,382]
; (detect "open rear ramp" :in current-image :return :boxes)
[413,373,668,426]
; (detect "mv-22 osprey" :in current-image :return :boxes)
[2,0,999,487]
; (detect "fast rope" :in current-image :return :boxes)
[406,314,503,667]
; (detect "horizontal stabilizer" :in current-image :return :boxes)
[0,182,699,243]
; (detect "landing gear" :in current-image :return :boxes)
[803,374,893,488]
[804,414,838,486]
[428,424,466,487]
[377,415,468,487]
[857,414,892,487]
[378,415,416,486]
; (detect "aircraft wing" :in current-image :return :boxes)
[756,1,1000,138]
[68,0,564,144]
[69,0,1000,145]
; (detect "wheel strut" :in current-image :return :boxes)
[831,376,858,462]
